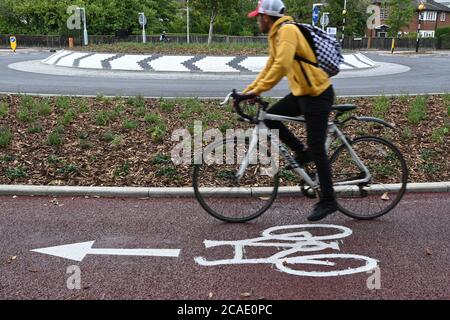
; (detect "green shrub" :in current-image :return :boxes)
[47,131,62,146]
[27,123,44,134]
[36,99,52,116]
[122,118,139,130]
[372,96,390,118]
[56,96,71,110]
[5,167,27,180]
[0,128,12,148]
[95,111,110,126]
[0,102,9,118]
[407,95,428,124]
[144,113,161,124]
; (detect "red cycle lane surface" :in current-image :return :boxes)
[0,193,448,300]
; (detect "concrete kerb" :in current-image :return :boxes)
[0,183,448,198]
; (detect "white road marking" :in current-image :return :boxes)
[195,224,378,277]
[32,241,181,262]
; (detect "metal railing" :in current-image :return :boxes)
[1,34,449,50]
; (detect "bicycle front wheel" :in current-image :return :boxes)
[193,137,279,223]
[330,136,408,220]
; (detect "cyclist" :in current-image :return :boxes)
[244,0,337,222]
[160,31,168,42]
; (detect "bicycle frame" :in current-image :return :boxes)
[235,109,372,190]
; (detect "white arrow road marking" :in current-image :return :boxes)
[31,241,181,262]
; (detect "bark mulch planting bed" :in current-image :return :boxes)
[0,94,449,187]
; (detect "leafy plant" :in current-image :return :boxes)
[372,96,390,118]
[5,167,27,180]
[56,96,71,110]
[0,128,12,148]
[47,131,62,146]
[95,111,110,126]
[122,118,139,130]
[114,161,131,177]
[407,95,428,124]
[0,102,9,118]
[27,123,44,134]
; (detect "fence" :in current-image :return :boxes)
[0,33,268,48]
[342,37,438,50]
[1,34,449,50]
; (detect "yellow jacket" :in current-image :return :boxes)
[244,16,331,97]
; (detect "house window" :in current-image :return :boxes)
[380,7,389,20]
[422,11,437,21]
[440,13,446,22]
[420,30,435,38]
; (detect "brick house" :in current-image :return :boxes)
[371,0,450,38]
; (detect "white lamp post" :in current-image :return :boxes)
[186,0,190,44]
[78,7,88,46]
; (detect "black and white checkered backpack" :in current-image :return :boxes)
[282,22,344,78]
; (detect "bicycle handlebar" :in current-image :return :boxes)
[221,89,268,123]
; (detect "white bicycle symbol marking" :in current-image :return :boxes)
[195,224,378,277]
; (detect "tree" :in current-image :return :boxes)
[283,0,315,23]
[0,0,181,35]
[191,0,239,45]
[386,0,415,37]
[325,0,371,37]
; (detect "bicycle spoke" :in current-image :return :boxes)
[330,136,408,219]
[193,138,279,222]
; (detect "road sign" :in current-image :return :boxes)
[327,27,337,38]
[312,6,320,25]
[32,241,181,262]
[139,14,147,27]
[9,36,17,52]
[320,14,330,29]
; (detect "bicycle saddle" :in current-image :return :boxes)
[331,104,358,112]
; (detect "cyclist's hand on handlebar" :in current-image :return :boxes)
[240,91,259,105]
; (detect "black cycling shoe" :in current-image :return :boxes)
[307,200,338,222]
[286,150,314,169]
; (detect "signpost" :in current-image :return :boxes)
[139,12,147,44]
[9,36,17,52]
[76,7,88,46]
[320,12,330,31]
[327,27,337,39]
[312,4,321,27]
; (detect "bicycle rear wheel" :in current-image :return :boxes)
[193,137,279,223]
[330,136,408,220]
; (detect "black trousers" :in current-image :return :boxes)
[264,86,336,201]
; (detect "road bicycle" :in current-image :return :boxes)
[193,90,408,223]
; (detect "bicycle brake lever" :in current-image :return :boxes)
[220,92,233,106]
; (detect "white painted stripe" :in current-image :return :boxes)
[89,248,181,257]
[194,57,237,73]
[355,53,376,66]
[344,54,370,68]
[150,56,193,72]
[42,50,67,64]
[339,64,353,70]
[43,52,377,73]
[57,52,90,67]
[110,55,150,71]
[239,57,268,73]
[78,53,116,69]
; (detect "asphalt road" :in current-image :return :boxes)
[0,193,448,300]
[1,51,450,97]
